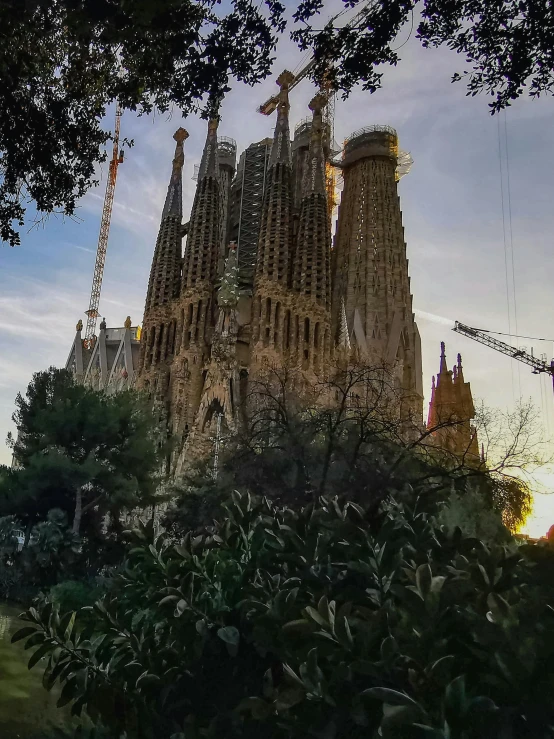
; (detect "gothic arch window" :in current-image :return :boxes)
[284,310,291,350]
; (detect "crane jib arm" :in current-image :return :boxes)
[83,104,123,347]
[453,321,554,376]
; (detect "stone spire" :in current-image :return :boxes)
[456,352,464,382]
[253,71,294,288]
[292,93,331,309]
[145,128,188,311]
[338,296,351,352]
[439,341,448,375]
[162,127,188,219]
[181,119,221,293]
[251,72,295,361]
[427,341,480,463]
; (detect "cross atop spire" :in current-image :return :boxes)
[162,127,189,219]
[269,71,294,167]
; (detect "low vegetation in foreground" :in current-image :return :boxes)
[13,491,554,739]
[2,365,552,738]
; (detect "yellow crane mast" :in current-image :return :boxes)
[83,103,124,348]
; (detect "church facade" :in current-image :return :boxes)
[136,73,428,472]
[62,71,477,473]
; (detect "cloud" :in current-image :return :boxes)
[415,309,455,328]
[65,243,96,255]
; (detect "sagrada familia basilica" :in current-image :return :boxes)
[66,72,481,471]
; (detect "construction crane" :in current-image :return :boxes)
[259,61,338,218]
[257,2,378,219]
[453,321,554,394]
[257,0,378,117]
[83,103,124,349]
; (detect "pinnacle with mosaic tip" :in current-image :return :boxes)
[277,70,295,89]
[309,93,327,115]
[173,127,189,144]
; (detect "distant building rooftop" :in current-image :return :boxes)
[66,317,141,393]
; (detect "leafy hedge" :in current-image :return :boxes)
[13,492,554,738]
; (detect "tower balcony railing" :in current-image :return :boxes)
[294,118,312,136]
[345,124,397,143]
[218,136,237,151]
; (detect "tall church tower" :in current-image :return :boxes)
[138,128,188,400]
[170,118,222,438]
[290,93,331,373]
[331,126,422,415]
[251,71,295,365]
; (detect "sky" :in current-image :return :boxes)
[1,9,553,536]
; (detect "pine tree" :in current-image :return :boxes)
[5,368,163,536]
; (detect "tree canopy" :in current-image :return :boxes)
[168,361,533,536]
[0,0,552,245]
[4,367,164,537]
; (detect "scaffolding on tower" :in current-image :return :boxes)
[83,103,124,349]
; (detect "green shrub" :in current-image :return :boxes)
[436,486,512,546]
[47,580,99,613]
[14,492,554,739]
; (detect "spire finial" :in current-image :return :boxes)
[161,128,188,219]
[277,70,295,106]
[174,127,189,144]
[456,352,464,382]
[171,127,189,172]
[439,341,448,374]
[309,93,327,117]
[124,316,132,329]
[76,319,83,332]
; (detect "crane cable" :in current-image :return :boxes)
[503,111,522,396]
[473,328,554,343]
[497,112,517,399]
